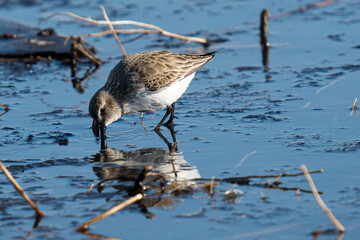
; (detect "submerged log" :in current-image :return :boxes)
[0,17,96,61]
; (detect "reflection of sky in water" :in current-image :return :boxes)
[0,0,360,239]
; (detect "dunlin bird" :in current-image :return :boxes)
[89,50,215,150]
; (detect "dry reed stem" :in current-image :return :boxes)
[202,181,220,189]
[140,113,147,131]
[210,176,215,197]
[0,102,10,111]
[0,102,10,118]
[81,29,158,38]
[40,11,207,44]
[76,43,102,66]
[336,232,344,240]
[316,75,345,94]
[296,188,300,201]
[0,161,46,217]
[266,185,323,194]
[352,97,358,115]
[301,164,345,232]
[76,193,143,232]
[265,171,284,185]
[236,150,257,167]
[169,142,178,178]
[270,0,339,19]
[87,184,95,193]
[229,169,323,179]
[260,192,267,201]
[100,6,127,56]
[79,231,125,240]
[250,169,323,178]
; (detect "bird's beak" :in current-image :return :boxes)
[100,124,107,150]
[92,119,100,137]
[92,120,107,150]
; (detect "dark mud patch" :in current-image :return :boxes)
[325,139,360,152]
[0,128,75,146]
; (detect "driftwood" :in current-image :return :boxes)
[0,17,97,63]
[39,7,208,46]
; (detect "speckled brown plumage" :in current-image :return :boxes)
[104,50,215,94]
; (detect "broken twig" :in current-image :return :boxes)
[210,176,215,197]
[100,6,127,56]
[351,97,358,115]
[236,150,257,167]
[200,169,323,182]
[264,171,284,186]
[270,0,340,20]
[140,113,147,131]
[76,193,143,232]
[0,161,46,217]
[301,164,345,232]
[316,75,345,94]
[78,231,124,240]
[87,184,95,193]
[0,102,10,118]
[40,11,207,45]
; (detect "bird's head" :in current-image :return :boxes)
[89,89,122,149]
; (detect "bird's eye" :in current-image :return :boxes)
[100,108,105,114]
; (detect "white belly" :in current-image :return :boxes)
[131,73,195,113]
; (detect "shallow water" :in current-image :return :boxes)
[1,0,360,239]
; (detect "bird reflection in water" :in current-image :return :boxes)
[91,129,200,218]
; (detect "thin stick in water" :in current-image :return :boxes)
[301,164,345,232]
[140,113,147,131]
[316,75,345,94]
[76,193,143,232]
[260,9,269,68]
[0,161,46,217]
[270,0,339,19]
[0,102,10,118]
[87,184,95,193]
[236,151,257,167]
[223,169,323,180]
[296,188,300,201]
[100,6,127,56]
[352,97,358,115]
[265,171,284,185]
[78,231,125,240]
[210,176,215,197]
[39,11,207,44]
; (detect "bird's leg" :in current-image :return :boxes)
[154,106,171,130]
[164,103,177,129]
[154,126,178,152]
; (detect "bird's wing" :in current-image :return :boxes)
[129,50,215,91]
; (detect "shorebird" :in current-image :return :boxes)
[89,50,215,150]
